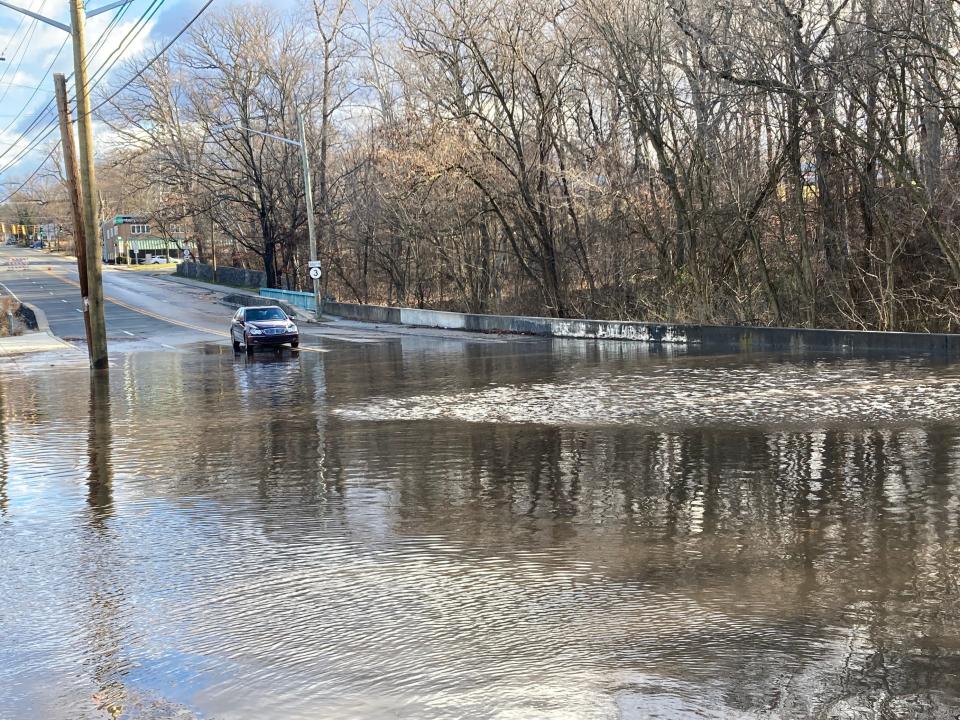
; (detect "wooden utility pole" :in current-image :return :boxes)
[68,0,108,369]
[53,73,93,353]
[0,0,130,369]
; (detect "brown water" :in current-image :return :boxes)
[1,339,959,719]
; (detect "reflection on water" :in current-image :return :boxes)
[84,372,126,719]
[1,341,959,719]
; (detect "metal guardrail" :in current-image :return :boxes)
[260,288,315,312]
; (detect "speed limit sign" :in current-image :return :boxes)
[309,266,322,280]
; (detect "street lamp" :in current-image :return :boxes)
[209,111,322,319]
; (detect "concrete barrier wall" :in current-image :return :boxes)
[323,301,960,355]
[176,261,266,289]
[326,302,401,325]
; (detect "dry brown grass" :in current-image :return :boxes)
[0,296,21,337]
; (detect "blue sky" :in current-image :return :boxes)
[0,0,230,187]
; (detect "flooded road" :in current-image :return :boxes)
[2,338,959,719]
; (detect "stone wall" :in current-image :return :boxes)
[176,261,266,289]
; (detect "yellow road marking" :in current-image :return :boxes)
[44,269,229,337]
[41,269,325,352]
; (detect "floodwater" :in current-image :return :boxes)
[1,337,959,719]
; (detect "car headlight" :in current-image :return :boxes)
[247,326,263,335]
[286,323,297,332]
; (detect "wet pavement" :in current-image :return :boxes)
[0,249,233,347]
[2,335,960,719]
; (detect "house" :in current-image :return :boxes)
[101,215,189,263]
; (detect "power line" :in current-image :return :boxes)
[0,19,41,108]
[84,0,167,97]
[0,0,151,170]
[0,0,141,148]
[0,0,175,172]
[0,34,69,138]
[0,0,41,96]
[0,0,217,199]
[92,0,215,114]
[0,141,59,202]
[0,1,28,59]
[0,122,58,177]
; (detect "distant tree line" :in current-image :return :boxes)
[38,0,960,329]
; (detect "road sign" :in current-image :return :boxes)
[308,260,322,269]
[309,266,322,280]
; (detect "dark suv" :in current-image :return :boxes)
[230,306,299,354]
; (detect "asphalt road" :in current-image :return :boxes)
[0,247,236,350]
[0,246,520,354]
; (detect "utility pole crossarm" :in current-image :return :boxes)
[0,0,69,32]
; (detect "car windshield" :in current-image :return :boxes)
[246,308,286,322]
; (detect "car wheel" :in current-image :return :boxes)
[291,340,299,349]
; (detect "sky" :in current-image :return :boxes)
[0,0,226,191]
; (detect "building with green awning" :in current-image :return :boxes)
[101,215,189,263]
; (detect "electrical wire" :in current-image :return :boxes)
[0,122,57,176]
[0,0,138,148]
[92,0,215,114]
[0,0,171,171]
[0,34,69,137]
[0,17,42,108]
[0,2,28,60]
[0,0,41,99]
[0,140,60,202]
[83,0,167,97]
[0,0,217,201]
[0,0,151,170]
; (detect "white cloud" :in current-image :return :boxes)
[0,0,178,184]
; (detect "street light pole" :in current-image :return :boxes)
[296,109,322,319]
[210,112,323,319]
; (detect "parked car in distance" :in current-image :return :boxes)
[230,306,299,354]
[147,255,172,264]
